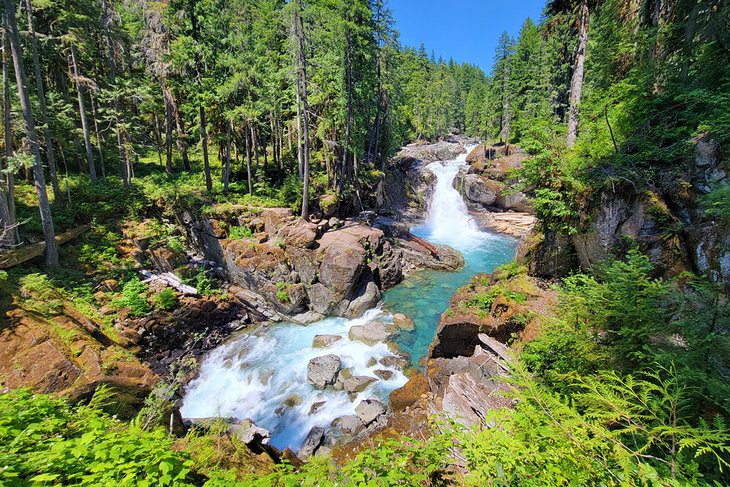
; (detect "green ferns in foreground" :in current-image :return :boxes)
[2,365,728,486]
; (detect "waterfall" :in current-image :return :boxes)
[413,146,492,250]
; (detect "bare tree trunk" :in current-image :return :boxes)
[295,84,303,180]
[292,0,311,220]
[223,121,231,193]
[89,93,106,177]
[5,0,57,266]
[163,85,174,173]
[567,1,589,148]
[172,102,190,171]
[339,31,353,197]
[2,16,18,245]
[199,106,212,190]
[245,122,253,194]
[70,44,97,180]
[152,111,163,167]
[24,0,61,199]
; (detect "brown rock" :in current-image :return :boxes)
[389,373,429,412]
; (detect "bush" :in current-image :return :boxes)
[153,288,179,311]
[116,277,151,317]
[0,388,197,486]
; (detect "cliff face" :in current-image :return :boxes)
[521,134,729,291]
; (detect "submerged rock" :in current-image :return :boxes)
[306,355,342,389]
[312,334,342,349]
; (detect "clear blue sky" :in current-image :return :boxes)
[389,0,547,74]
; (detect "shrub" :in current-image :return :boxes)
[153,288,179,311]
[0,387,197,486]
[116,277,151,317]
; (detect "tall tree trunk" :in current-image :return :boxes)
[295,84,303,179]
[293,0,311,220]
[70,44,97,180]
[223,121,231,193]
[163,85,174,173]
[199,105,212,191]
[5,0,57,266]
[89,93,106,177]
[24,0,61,199]
[339,31,353,197]
[245,121,253,194]
[2,15,18,245]
[172,101,190,171]
[152,111,163,167]
[100,0,131,184]
[567,1,589,148]
[189,2,211,191]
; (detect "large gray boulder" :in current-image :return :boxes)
[343,375,377,394]
[348,321,395,345]
[355,399,386,426]
[307,355,342,389]
[298,426,325,459]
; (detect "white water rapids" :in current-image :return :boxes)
[180,144,511,451]
[180,308,407,449]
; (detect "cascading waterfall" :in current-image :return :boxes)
[416,146,487,249]
[181,144,517,452]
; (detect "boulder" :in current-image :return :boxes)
[344,279,381,318]
[343,375,377,394]
[373,369,394,380]
[456,173,502,207]
[231,418,271,447]
[348,321,394,345]
[298,426,325,459]
[312,334,342,349]
[379,355,409,369]
[355,399,386,426]
[306,355,342,389]
[292,310,327,325]
[282,220,319,249]
[331,415,364,436]
[389,373,429,412]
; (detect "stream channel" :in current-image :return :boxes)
[180,147,517,450]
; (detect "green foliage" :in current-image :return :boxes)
[116,277,151,317]
[0,387,197,486]
[152,288,179,311]
[228,225,253,240]
[701,184,730,220]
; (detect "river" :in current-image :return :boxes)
[180,146,516,450]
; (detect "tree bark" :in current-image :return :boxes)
[2,15,18,245]
[223,121,231,193]
[189,2,212,191]
[5,0,57,266]
[163,85,174,173]
[24,0,61,199]
[245,121,253,194]
[567,1,589,148]
[292,0,311,220]
[70,44,97,180]
[89,93,106,177]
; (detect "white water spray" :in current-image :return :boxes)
[180,308,407,450]
[414,145,494,250]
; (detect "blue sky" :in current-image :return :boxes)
[389,0,547,74]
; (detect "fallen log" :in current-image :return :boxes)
[140,270,198,295]
[0,225,90,269]
[405,231,440,258]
